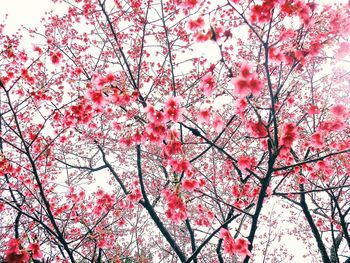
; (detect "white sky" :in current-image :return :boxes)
[1,0,52,31]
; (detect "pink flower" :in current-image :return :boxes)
[308,105,320,115]
[220,229,251,257]
[331,104,347,119]
[232,185,241,197]
[88,89,105,107]
[182,178,199,191]
[247,121,267,137]
[162,189,187,222]
[200,75,215,96]
[220,228,236,254]
[170,159,191,174]
[268,46,285,62]
[213,114,224,133]
[5,251,30,263]
[146,105,165,124]
[249,78,263,95]
[232,63,262,97]
[105,72,116,83]
[232,77,250,97]
[33,45,43,55]
[235,98,248,115]
[280,123,297,148]
[128,188,142,202]
[188,17,205,31]
[335,42,350,59]
[310,132,325,149]
[162,139,183,158]
[28,242,43,260]
[183,0,199,8]
[234,237,252,257]
[237,156,256,170]
[5,239,30,263]
[5,239,21,255]
[297,176,307,184]
[250,0,276,23]
[198,108,211,124]
[165,96,183,122]
[50,51,63,65]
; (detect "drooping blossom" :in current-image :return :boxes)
[247,121,267,137]
[128,188,142,202]
[162,188,187,222]
[331,104,347,119]
[87,89,105,108]
[146,105,165,124]
[199,75,215,96]
[310,132,325,149]
[237,155,256,171]
[165,96,183,122]
[235,98,248,116]
[0,153,11,176]
[280,123,297,148]
[33,45,43,55]
[145,122,167,144]
[50,51,63,65]
[213,114,224,133]
[182,0,199,8]
[308,105,320,115]
[4,239,30,263]
[220,229,251,257]
[335,42,350,59]
[182,178,199,191]
[268,46,285,62]
[198,108,211,124]
[28,242,43,260]
[162,138,183,158]
[250,0,277,23]
[170,159,191,174]
[232,63,262,97]
[188,17,205,31]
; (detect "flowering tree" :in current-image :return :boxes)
[0,0,350,262]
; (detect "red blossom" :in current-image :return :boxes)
[146,105,165,124]
[183,0,199,8]
[268,46,285,62]
[88,89,105,107]
[128,188,142,202]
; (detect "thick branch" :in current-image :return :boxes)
[136,145,187,262]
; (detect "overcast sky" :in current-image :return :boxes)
[0,0,66,34]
